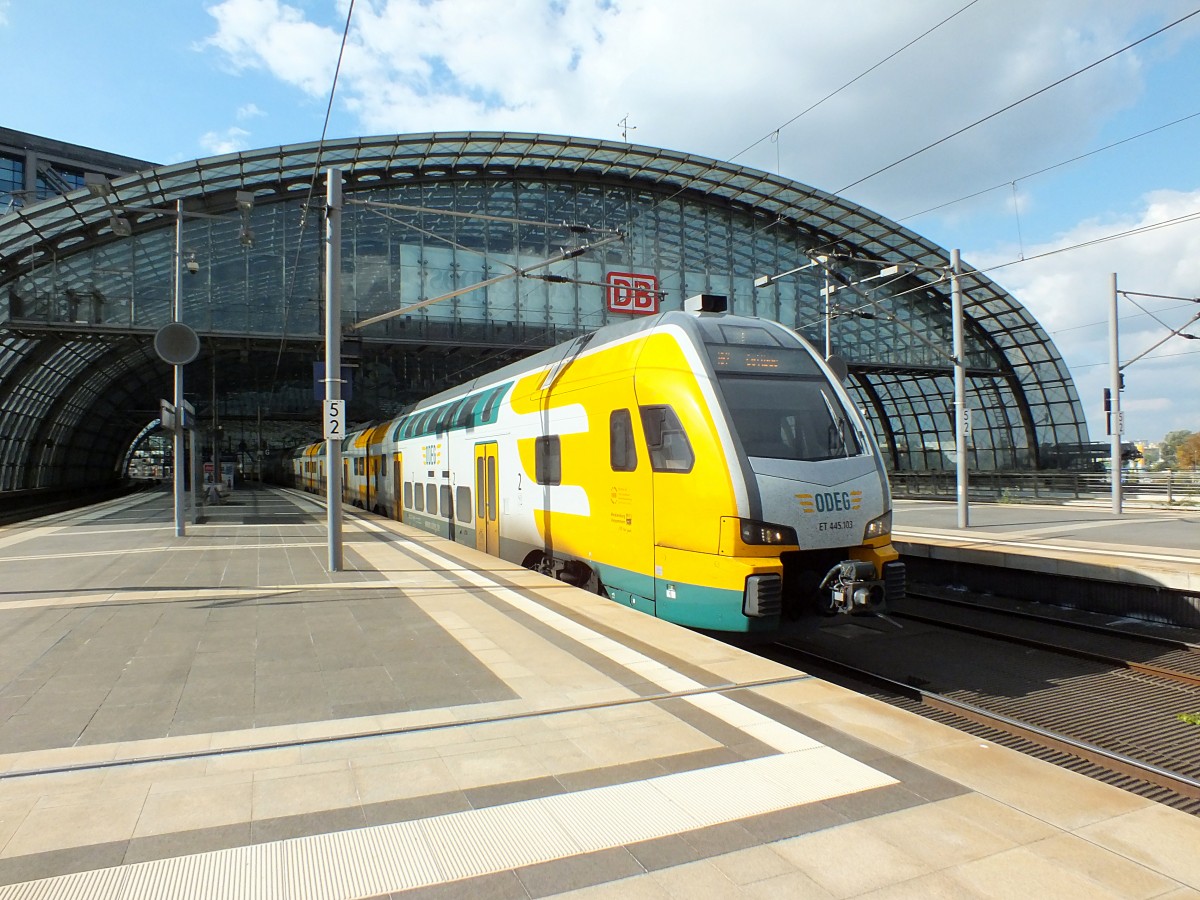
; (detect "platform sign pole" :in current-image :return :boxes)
[325,168,344,572]
[1109,273,1123,515]
[951,249,969,529]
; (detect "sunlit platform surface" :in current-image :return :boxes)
[894,497,1200,596]
[0,487,1196,898]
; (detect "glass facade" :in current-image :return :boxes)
[0,132,1089,491]
[0,154,22,212]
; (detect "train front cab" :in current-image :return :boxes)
[621,309,903,633]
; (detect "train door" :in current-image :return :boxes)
[392,452,403,521]
[636,393,702,619]
[367,453,378,511]
[474,442,499,555]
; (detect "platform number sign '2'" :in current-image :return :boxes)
[606,272,660,315]
[324,399,346,440]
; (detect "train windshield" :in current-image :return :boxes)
[709,346,863,461]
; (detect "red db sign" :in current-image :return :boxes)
[606,272,659,315]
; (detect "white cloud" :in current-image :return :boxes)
[0,1,10,27]
[200,126,252,155]
[237,103,266,120]
[197,1,1200,209]
[203,0,342,96]
[974,188,1200,441]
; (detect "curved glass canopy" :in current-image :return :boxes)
[0,132,1088,491]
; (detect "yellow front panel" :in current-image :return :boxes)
[634,335,738,556]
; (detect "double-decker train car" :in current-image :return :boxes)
[289,295,904,632]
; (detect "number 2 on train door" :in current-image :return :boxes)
[474,442,499,554]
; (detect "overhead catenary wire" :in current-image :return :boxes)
[268,0,357,400]
[831,7,1200,197]
[898,108,1200,222]
[646,5,1200,340]
[719,0,983,170]
[561,0,985,306]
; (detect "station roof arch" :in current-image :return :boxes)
[0,131,1089,492]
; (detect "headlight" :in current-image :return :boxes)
[863,510,892,541]
[739,519,798,545]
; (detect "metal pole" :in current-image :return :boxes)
[325,168,344,571]
[172,199,186,537]
[190,426,200,524]
[952,249,969,528]
[1109,272,1123,514]
[823,267,832,360]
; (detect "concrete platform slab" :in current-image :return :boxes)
[0,487,1196,898]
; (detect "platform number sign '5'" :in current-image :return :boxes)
[324,399,346,440]
[606,272,659,315]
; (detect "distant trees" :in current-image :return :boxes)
[1178,433,1200,470]
[1160,430,1196,468]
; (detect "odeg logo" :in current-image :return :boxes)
[795,490,862,513]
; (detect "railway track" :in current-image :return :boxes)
[766,596,1200,815]
[896,591,1200,688]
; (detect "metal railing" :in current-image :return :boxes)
[890,469,1200,504]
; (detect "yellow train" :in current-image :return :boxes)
[289,295,903,632]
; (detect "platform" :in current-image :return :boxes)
[894,497,1200,595]
[0,487,1197,898]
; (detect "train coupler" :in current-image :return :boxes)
[818,560,886,615]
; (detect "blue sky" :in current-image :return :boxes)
[3,0,1199,443]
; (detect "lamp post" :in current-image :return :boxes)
[1105,277,1200,515]
[951,250,968,528]
[1109,274,1122,515]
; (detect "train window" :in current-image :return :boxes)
[639,406,694,473]
[455,397,476,429]
[480,386,506,425]
[440,485,453,518]
[535,435,562,485]
[718,376,863,461]
[414,483,424,512]
[426,484,438,515]
[487,456,497,522]
[610,409,637,472]
[404,481,413,508]
[456,486,472,523]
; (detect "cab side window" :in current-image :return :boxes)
[639,406,694,472]
[610,409,637,472]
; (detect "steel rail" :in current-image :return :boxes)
[893,611,1200,689]
[774,641,1200,806]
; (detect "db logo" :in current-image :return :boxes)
[606,272,659,315]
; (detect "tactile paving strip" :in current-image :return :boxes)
[0,747,895,899]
